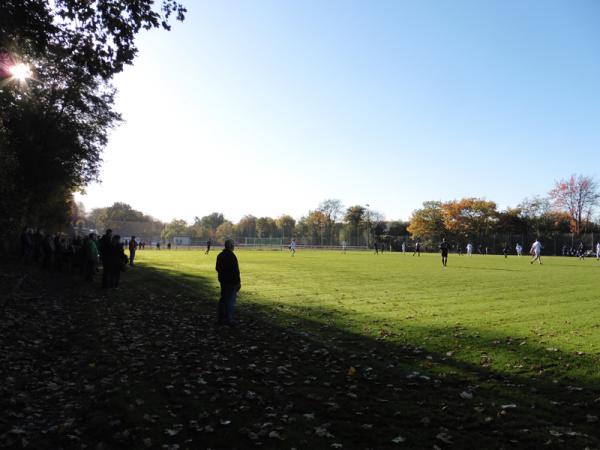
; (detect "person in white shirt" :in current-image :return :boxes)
[530,239,543,264]
[466,243,473,256]
[341,241,347,254]
[289,238,297,256]
[596,242,600,261]
[516,243,523,256]
[401,241,406,254]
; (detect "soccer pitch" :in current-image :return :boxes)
[134,249,600,383]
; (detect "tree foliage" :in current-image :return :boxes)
[344,205,365,227]
[216,221,234,241]
[0,0,185,239]
[407,201,446,238]
[276,214,296,237]
[442,198,498,238]
[236,215,257,238]
[548,174,600,234]
[256,217,276,238]
[197,213,225,233]
[161,218,188,242]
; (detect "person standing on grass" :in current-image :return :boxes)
[216,239,241,326]
[341,240,347,254]
[530,239,543,265]
[502,244,509,258]
[401,240,406,254]
[439,238,449,267]
[413,240,421,256]
[129,235,138,267]
[83,233,99,283]
[466,242,473,256]
[290,238,297,256]
[577,242,585,260]
[516,243,523,256]
[374,241,379,255]
[106,235,128,288]
[596,242,600,260]
[205,238,212,255]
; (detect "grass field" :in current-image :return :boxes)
[5,251,600,448]
[135,249,600,385]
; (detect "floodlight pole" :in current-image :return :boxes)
[365,204,370,249]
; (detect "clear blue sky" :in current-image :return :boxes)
[76,0,600,223]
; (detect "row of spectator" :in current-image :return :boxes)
[20,228,134,289]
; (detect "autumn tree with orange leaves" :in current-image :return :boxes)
[407,201,446,238]
[442,198,498,238]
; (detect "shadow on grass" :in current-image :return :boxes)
[130,262,600,448]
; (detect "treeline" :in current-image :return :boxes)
[82,200,403,246]
[158,175,600,246]
[159,202,407,246]
[407,175,600,242]
[82,174,600,248]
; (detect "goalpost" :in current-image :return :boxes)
[242,237,284,249]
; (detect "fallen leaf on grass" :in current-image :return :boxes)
[436,432,453,444]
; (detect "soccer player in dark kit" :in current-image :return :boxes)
[439,238,449,267]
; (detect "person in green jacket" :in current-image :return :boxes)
[83,233,99,282]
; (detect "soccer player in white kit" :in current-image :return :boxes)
[516,243,523,256]
[466,243,473,256]
[341,241,347,254]
[596,242,600,260]
[289,238,297,256]
[530,239,542,264]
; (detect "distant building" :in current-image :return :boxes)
[173,236,192,246]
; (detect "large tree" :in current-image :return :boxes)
[275,214,296,238]
[306,210,328,245]
[407,201,446,238]
[442,198,498,238]
[344,205,365,245]
[0,0,185,239]
[215,221,234,242]
[88,202,163,239]
[318,199,343,244]
[197,212,225,233]
[236,215,257,238]
[256,216,276,238]
[548,175,600,234]
[161,218,188,242]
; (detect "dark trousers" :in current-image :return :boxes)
[83,260,95,282]
[129,250,136,266]
[107,267,121,288]
[217,284,237,323]
[102,261,109,288]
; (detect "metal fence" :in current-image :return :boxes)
[389,233,600,256]
[83,219,600,256]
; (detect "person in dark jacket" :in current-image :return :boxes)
[439,238,449,267]
[105,235,128,288]
[215,239,241,325]
[129,236,138,266]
